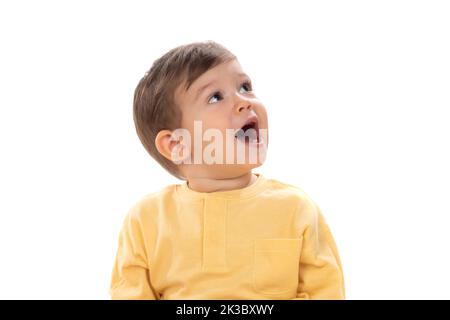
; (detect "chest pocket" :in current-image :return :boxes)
[253,237,303,295]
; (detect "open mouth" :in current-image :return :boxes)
[234,118,260,144]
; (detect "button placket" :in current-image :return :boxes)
[202,197,228,272]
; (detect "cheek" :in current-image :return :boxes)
[185,116,231,144]
[201,108,230,130]
[255,105,268,127]
[201,121,234,152]
[180,112,194,131]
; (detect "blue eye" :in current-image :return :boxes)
[207,81,253,104]
[239,81,252,94]
[208,91,223,104]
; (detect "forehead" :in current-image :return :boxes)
[175,59,245,106]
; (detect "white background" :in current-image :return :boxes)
[0,0,449,299]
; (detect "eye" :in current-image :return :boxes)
[207,91,223,104]
[239,81,252,94]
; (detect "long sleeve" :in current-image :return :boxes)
[109,209,160,300]
[292,203,345,300]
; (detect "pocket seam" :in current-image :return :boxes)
[252,238,302,295]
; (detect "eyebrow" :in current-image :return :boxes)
[194,72,250,101]
[194,81,216,101]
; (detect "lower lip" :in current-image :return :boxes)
[235,136,265,147]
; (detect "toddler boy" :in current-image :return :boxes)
[110,41,345,300]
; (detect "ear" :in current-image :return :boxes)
[155,129,189,163]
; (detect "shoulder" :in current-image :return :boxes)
[262,176,322,223]
[264,177,318,208]
[123,184,178,226]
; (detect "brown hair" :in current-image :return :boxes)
[133,40,236,180]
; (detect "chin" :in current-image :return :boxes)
[212,162,264,178]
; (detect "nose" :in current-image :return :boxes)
[234,96,252,114]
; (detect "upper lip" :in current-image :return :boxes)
[235,114,259,136]
[238,115,258,130]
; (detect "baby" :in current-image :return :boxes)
[109,41,345,300]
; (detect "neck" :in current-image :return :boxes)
[186,172,257,193]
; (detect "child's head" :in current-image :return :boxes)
[134,41,268,181]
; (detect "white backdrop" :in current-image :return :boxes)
[0,0,449,299]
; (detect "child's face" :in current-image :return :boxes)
[173,59,269,179]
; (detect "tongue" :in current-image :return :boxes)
[235,128,258,143]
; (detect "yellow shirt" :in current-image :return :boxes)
[109,173,345,300]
